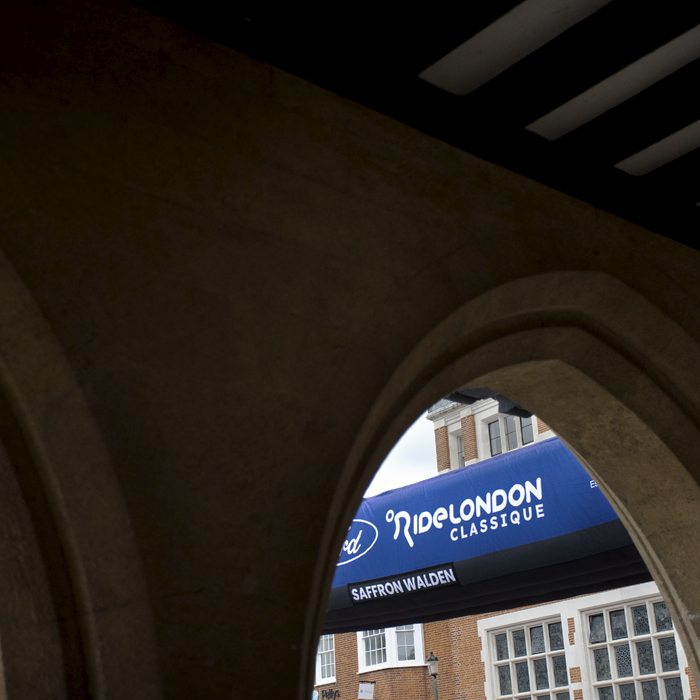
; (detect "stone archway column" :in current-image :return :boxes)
[0,250,162,699]
[309,271,700,697]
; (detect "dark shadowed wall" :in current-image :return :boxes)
[1,2,700,699]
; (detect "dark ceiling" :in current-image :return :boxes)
[133,1,700,249]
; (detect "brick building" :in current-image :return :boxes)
[315,398,694,700]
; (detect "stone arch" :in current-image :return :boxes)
[0,251,162,699]
[306,270,700,697]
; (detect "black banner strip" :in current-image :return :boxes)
[324,521,651,633]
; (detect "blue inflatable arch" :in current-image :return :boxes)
[324,438,649,633]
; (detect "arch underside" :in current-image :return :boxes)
[0,251,162,700]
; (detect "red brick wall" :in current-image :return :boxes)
[461,415,478,462]
[356,663,432,700]
[316,631,432,700]
[319,595,592,700]
[318,623,479,700]
[314,632,359,700]
[437,614,487,700]
[435,426,451,472]
[537,417,552,433]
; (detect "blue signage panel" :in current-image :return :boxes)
[333,437,616,587]
[324,438,650,633]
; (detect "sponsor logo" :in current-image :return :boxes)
[337,519,379,566]
[385,477,544,547]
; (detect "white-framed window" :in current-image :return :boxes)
[456,435,465,468]
[487,415,536,457]
[447,421,466,469]
[356,624,424,672]
[316,634,336,684]
[521,416,535,445]
[584,598,682,700]
[490,618,570,700]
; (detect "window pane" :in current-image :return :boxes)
[642,680,660,700]
[636,640,655,675]
[549,622,565,651]
[534,658,549,689]
[659,637,679,671]
[664,677,683,700]
[610,610,628,639]
[318,634,333,653]
[498,665,512,695]
[318,634,335,679]
[363,630,386,667]
[531,626,545,654]
[496,633,509,661]
[552,655,568,687]
[521,416,534,445]
[321,655,335,679]
[516,661,531,692]
[590,614,606,643]
[489,421,502,456]
[620,683,637,700]
[654,602,673,632]
[556,693,570,700]
[457,436,465,468]
[513,629,527,657]
[398,645,415,661]
[594,648,612,681]
[598,687,614,700]
[615,644,633,677]
[632,606,650,636]
[505,416,518,451]
[397,626,415,661]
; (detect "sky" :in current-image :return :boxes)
[363,411,437,498]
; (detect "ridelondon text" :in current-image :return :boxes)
[385,478,544,547]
